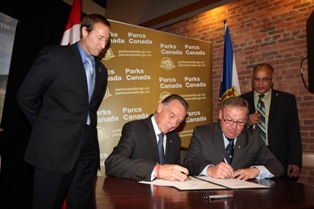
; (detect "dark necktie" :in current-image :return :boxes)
[85,56,95,125]
[157,133,165,164]
[256,94,267,143]
[225,137,234,164]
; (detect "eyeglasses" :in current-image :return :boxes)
[222,115,247,126]
[252,77,272,83]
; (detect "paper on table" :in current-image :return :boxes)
[196,176,270,189]
[139,176,225,191]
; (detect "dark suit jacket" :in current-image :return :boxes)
[183,122,284,178]
[105,115,182,181]
[240,89,302,178]
[17,43,108,174]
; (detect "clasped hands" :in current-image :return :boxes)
[154,164,189,182]
[207,162,260,181]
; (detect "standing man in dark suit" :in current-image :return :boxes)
[105,94,190,182]
[240,63,302,180]
[183,97,284,180]
[16,14,110,209]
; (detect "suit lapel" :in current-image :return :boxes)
[90,58,108,105]
[213,123,227,161]
[144,116,160,161]
[268,90,280,126]
[164,133,176,163]
[69,45,89,102]
[232,131,246,165]
[247,92,256,113]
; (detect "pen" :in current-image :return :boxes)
[223,158,235,178]
[209,194,233,199]
[181,172,191,180]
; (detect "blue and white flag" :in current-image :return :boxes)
[219,24,241,102]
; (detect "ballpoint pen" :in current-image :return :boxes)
[209,194,233,199]
[223,157,235,178]
[182,172,192,180]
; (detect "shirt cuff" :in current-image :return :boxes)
[150,164,158,181]
[200,165,214,176]
[253,165,274,179]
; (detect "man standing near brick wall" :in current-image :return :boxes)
[240,63,302,181]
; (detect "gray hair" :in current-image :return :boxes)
[221,97,249,115]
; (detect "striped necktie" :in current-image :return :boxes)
[157,133,165,164]
[256,94,267,143]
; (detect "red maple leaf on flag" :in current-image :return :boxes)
[61,0,82,46]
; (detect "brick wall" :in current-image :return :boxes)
[160,0,314,185]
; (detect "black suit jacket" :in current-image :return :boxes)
[240,89,302,178]
[17,43,108,174]
[105,115,182,181]
[183,122,284,178]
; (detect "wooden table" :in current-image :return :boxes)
[94,176,314,209]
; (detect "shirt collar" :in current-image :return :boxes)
[223,134,237,146]
[76,41,94,63]
[254,89,272,100]
[151,115,162,136]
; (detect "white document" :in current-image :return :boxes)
[139,176,225,191]
[196,176,270,189]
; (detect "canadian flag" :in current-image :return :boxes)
[61,0,82,45]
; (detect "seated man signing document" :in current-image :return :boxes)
[105,94,189,181]
[183,97,284,180]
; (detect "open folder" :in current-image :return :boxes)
[139,176,270,191]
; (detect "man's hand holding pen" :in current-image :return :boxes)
[206,162,234,179]
[154,164,190,182]
[209,159,260,180]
